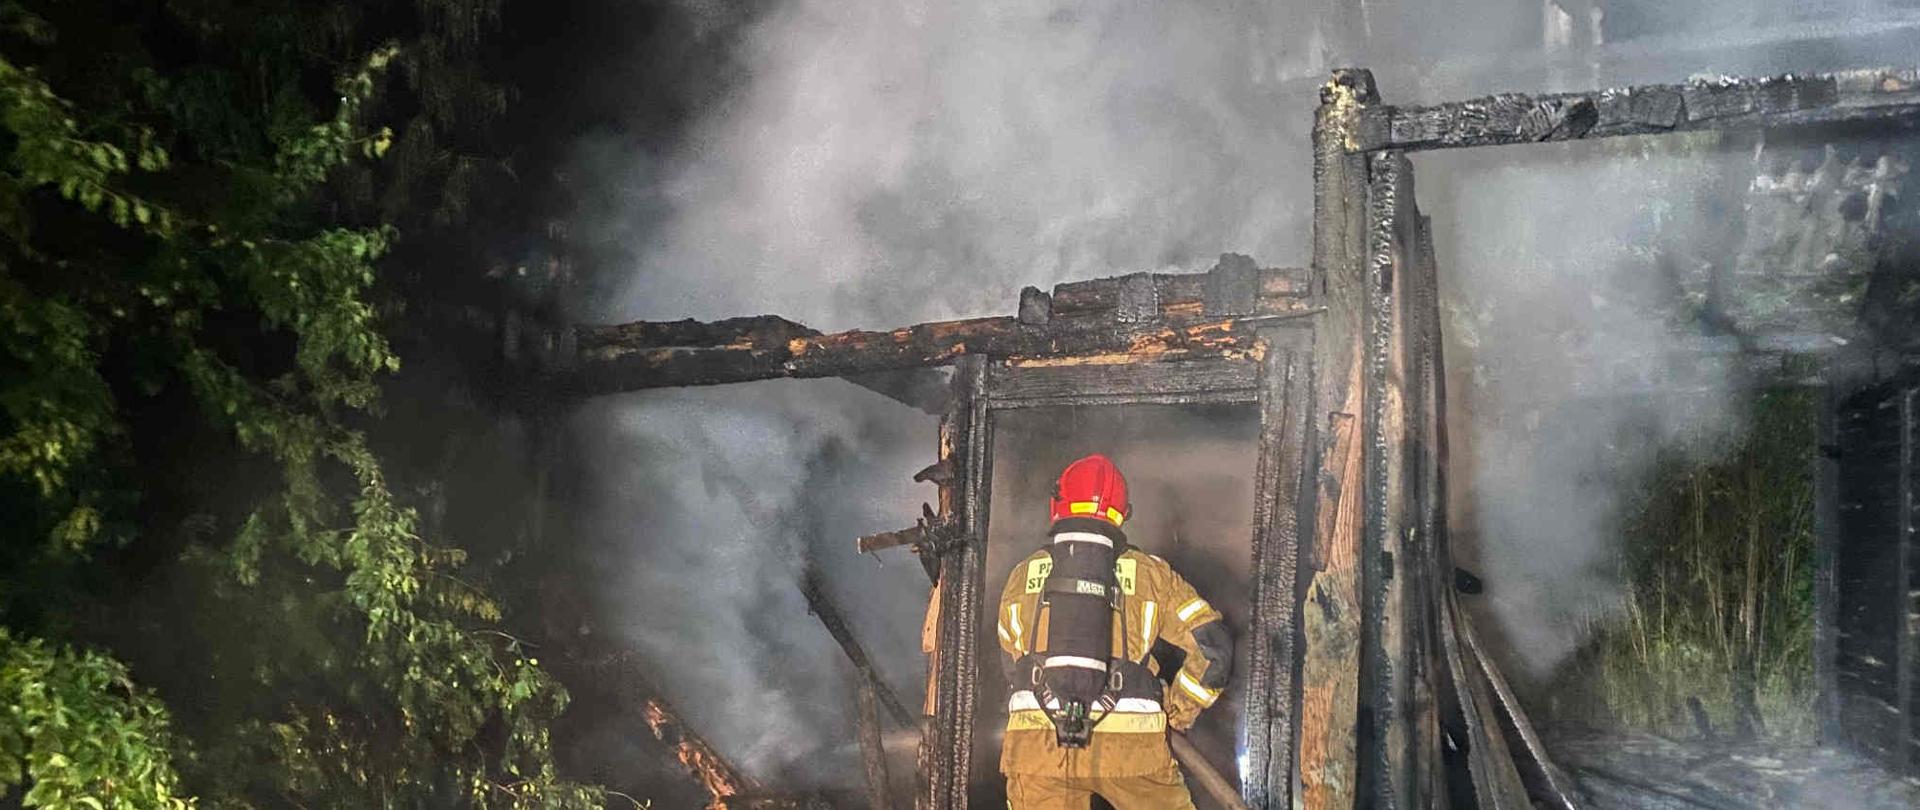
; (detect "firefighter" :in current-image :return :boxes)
[996,454,1233,809]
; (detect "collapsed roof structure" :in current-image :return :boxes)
[513,65,1920,809]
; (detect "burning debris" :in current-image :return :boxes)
[640,697,752,805]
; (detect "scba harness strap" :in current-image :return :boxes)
[1021,536,1167,747]
[1015,654,1165,705]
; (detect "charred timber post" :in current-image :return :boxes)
[1353,67,1920,153]
[1299,67,1376,810]
[922,356,989,810]
[1359,149,1411,810]
[1367,150,1428,810]
[1406,208,1447,803]
[1242,325,1313,809]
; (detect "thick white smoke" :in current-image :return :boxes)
[575,0,1306,330]
[572,381,933,785]
[1422,141,1747,677]
[561,0,1920,787]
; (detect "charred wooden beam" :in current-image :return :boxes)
[574,314,953,411]
[1457,600,1582,810]
[799,564,915,727]
[564,649,761,809]
[1355,67,1920,153]
[922,356,989,810]
[562,309,1312,397]
[856,677,893,810]
[1241,325,1313,809]
[1359,150,1414,810]
[1047,261,1308,321]
[578,315,816,353]
[1438,597,1531,809]
[1298,66,1376,810]
[1408,206,1448,806]
[552,257,1311,399]
[640,696,758,809]
[984,356,1260,408]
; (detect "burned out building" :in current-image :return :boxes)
[495,48,1920,807]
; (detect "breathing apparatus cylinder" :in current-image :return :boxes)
[1036,532,1118,748]
[1029,453,1133,748]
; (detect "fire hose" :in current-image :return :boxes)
[1170,731,1253,810]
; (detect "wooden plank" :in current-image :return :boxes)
[857,678,893,810]
[1459,594,1583,810]
[985,358,1258,407]
[1243,325,1314,809]
[1298,67,1377,810]
[563,311,1311,396]
[1355,67,1920,153]
[1360,150,1413,810]
[1899,386,1916,770]
[1814,378,1843,744]
[1438,598,1535,810]
[1403,206,1444,809]
[1299,403,1363,809]
[1047,262,1309,317]
[920,357,987,810]
[570,650,760,808]
[800,565,914,727]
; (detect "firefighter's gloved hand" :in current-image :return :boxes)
[1165,699,1198,732]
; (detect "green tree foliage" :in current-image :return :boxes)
[0,1,602,805]
[0,630,191,809]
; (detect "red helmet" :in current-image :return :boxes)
[1049,454,1130,529]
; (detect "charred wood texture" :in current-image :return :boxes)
[553,258,1309,398]
[1357,68,1920,153]
[1242,325,1313,809]
[799,564,914,727]
[856,677,893,810]
[921,357,990,810]
[1438,597,1533,810]
[1303,69,1579,809]
[559,648,759,809]
[1834,378,1920,773]
[1358,149,1414,810]
[983,357,1259,408]
[1298,67,1375,810]
[637,688,757,807]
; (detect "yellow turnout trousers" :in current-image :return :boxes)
[1005,762,1198,809]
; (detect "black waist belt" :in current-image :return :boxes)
[1013,653,1163,703]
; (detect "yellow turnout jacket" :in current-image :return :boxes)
[995,545,1231,777]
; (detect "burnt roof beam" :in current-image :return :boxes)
[1357,67,1920,153]
[552,262,1312,397]
[559,310,1315,396]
